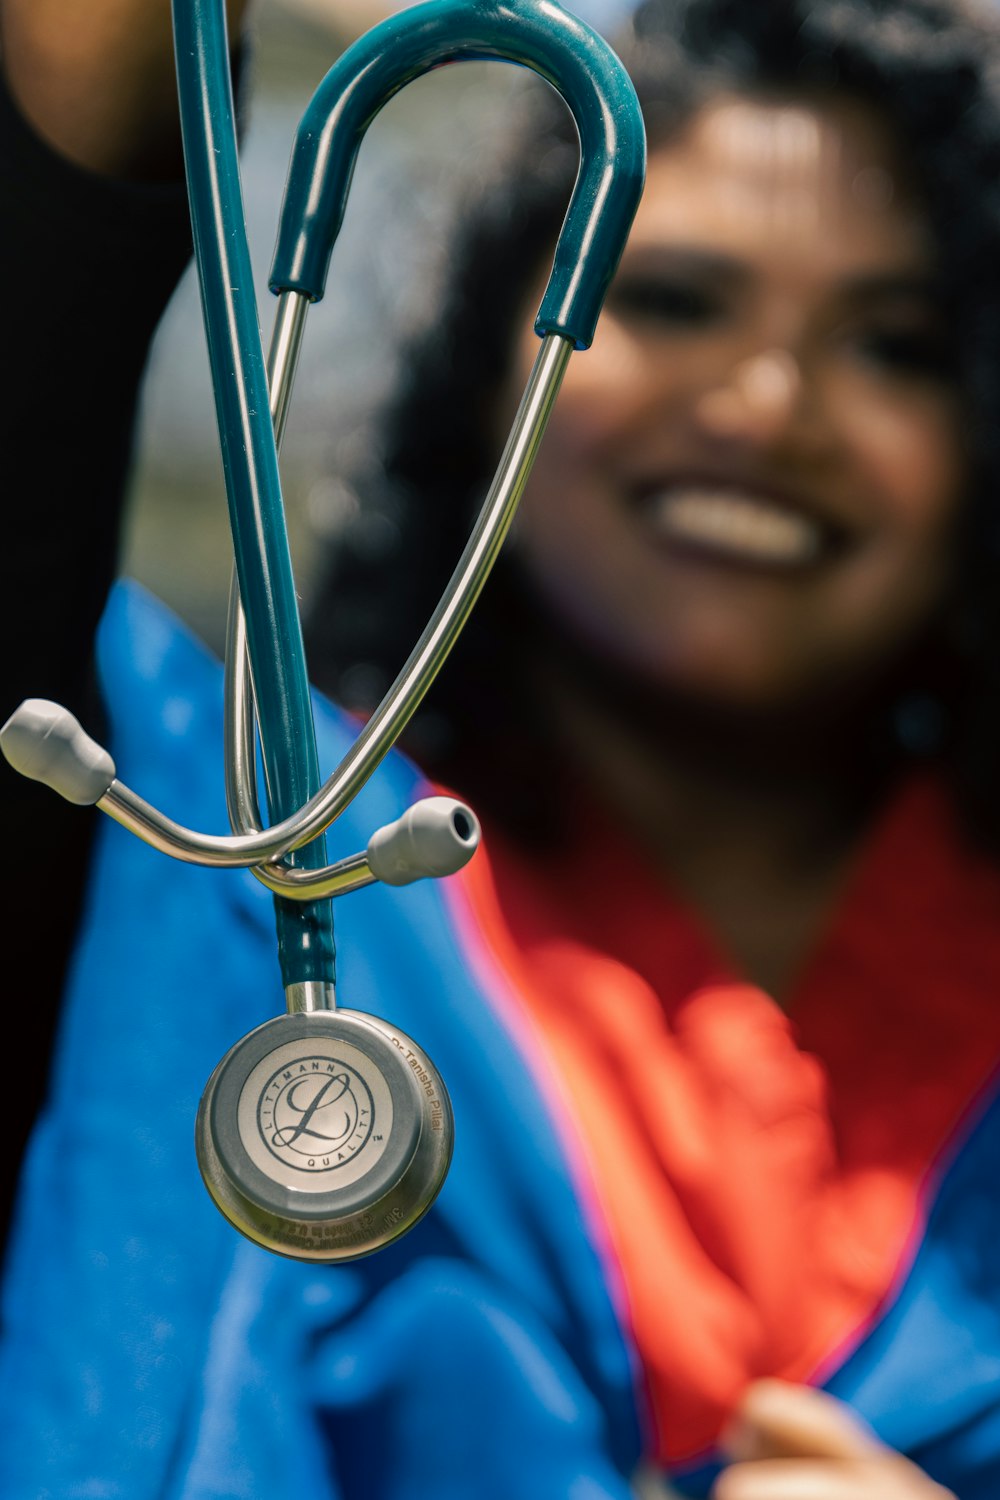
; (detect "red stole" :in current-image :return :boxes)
[453,777,1000,1462]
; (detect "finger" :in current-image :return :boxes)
[714,1459,866,1499]
[711,1456,951,1500]
[721,1381,883,1463]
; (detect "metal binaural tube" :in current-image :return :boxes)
[223,290,310,844]
[268,290,310,448]
[307,333,573,804]
[229,331,569,896]
[223,574,263,837]
[98,332,572,874]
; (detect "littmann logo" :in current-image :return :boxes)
[238,1037,394,1192]
[257,1056,374,1172]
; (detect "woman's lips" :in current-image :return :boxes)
[641,486,837,569]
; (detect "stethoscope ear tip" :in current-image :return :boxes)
[366,796,481,887]
[0,699,115,805]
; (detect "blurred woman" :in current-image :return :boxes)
[3,1,1000,1497]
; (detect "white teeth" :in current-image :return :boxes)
[650,489,823,565]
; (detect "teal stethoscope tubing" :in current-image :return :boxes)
[271,0,648,346]
[173,0,334,988]
[170,0,645,991]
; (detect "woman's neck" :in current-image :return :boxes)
[542,656,897,1003]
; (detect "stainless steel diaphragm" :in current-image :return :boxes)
[196,1009,453,1260]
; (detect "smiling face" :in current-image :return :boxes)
[510,93,966,708]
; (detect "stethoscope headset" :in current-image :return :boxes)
[1,0,645,1261]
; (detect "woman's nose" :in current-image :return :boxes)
[693,349,813,449]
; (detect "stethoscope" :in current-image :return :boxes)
[1,0,644,1261]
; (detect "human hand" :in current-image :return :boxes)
[710,1379,955,1499]
[0,0,249,178]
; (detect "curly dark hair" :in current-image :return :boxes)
[305,0,1000,845]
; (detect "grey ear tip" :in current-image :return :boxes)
[0,698,116,805]
[366,796,481,887]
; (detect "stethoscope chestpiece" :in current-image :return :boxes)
[195,1008,453,1261]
